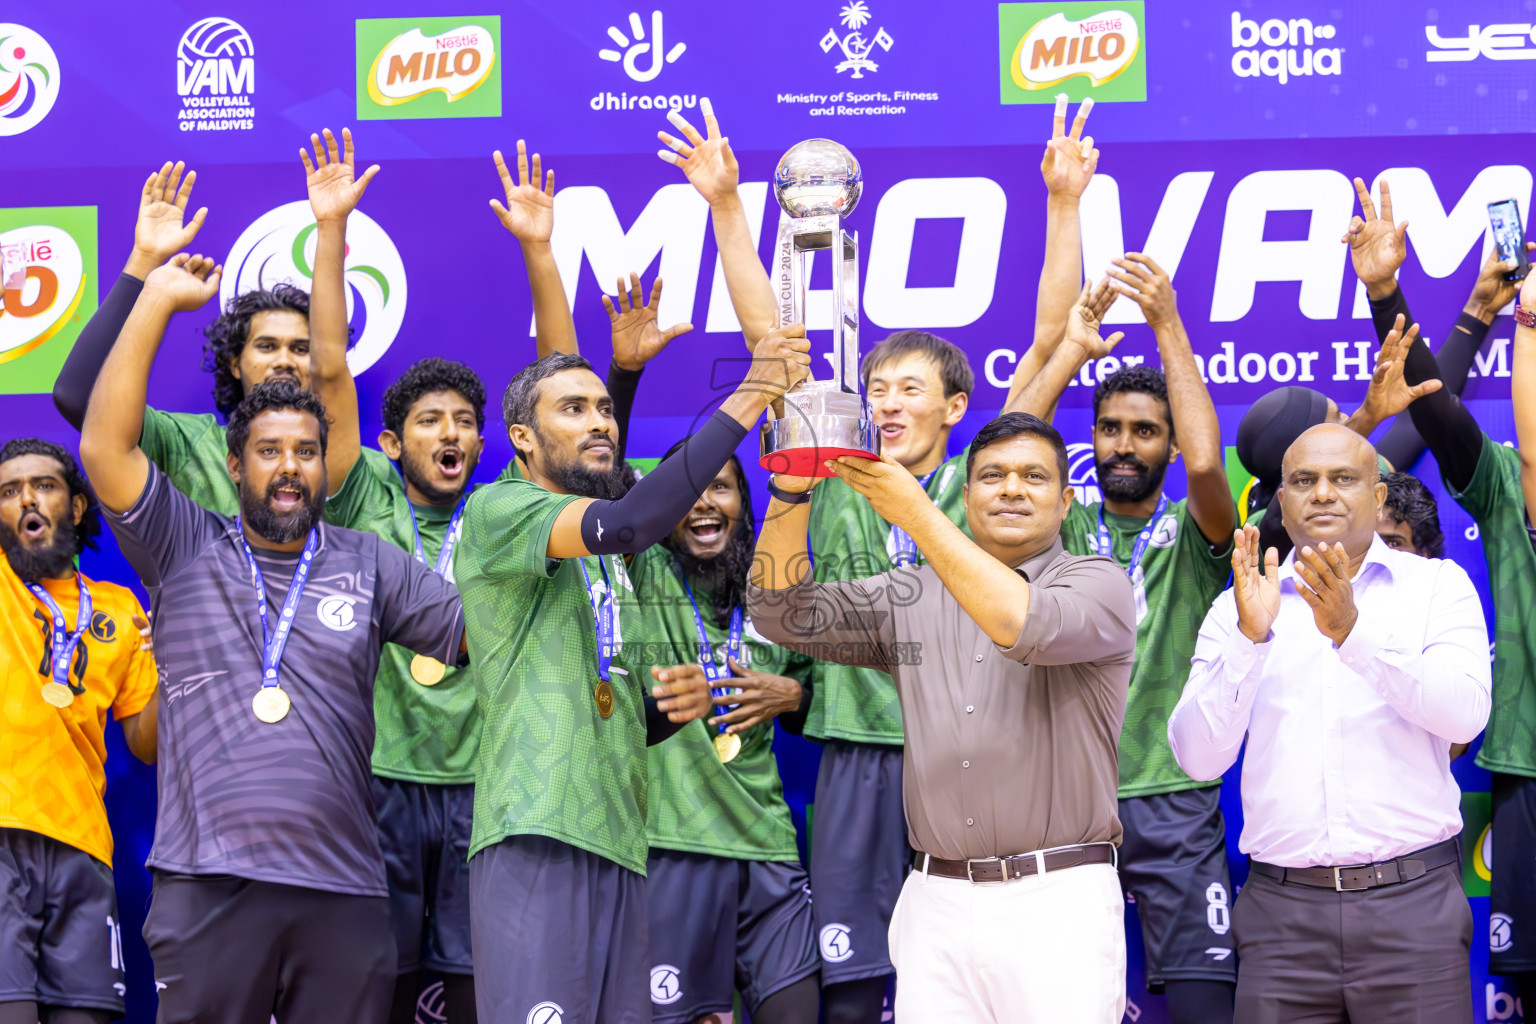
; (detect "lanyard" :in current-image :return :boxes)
[888,466,942,564]
[25,574,91,688]
[234,520,320,691]
[674,563,743,737]
[578,557,615,683]
[407,497,467,577]
[1097,493,1170,581]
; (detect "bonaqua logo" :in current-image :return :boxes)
[0,24,60,137]
[1230,12,1342,84]
[221,201,407,375]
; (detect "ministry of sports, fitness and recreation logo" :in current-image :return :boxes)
[819,922,855,963]
[997,2,1146,104]
[221,201,407,375]
[176,17,256,133]
[649,964,683,1004]
[356,16,502,120]
[821,2,893,78]
[0,24,59,137]
[0,206,98,396]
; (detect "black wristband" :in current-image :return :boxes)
[767,476,813,505]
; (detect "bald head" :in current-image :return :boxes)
[1278,423,1388,559]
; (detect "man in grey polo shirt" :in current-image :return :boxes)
[748,409,1136,1023]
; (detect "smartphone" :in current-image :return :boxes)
[1487,198,1530,283]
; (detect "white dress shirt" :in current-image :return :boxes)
[1168,535,1491,868]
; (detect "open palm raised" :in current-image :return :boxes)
[301,127,380,224]
[491,139,555,243]
[605,274,693,371]
[657,98,739,205]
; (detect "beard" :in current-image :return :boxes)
[537,427,628,500]
[665,523,756,627]
[0,513,77,582]
[1096,450,1170,504]
[239,473,325,544]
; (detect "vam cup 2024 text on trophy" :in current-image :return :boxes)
[758,138,881,477]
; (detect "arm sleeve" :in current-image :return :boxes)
[1167,591,1272,782]
[103,463,220,588]
[579,410,749,554]
[52,273,145,430]
[774,650,816,735]
[1373,292,1490,472]
[606,362,643,464]
[999,557,1137,666]
[744,571,900,673]
[644,693,687,746]
[375,540,466,666]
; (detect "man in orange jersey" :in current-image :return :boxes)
[0,438,158,1024]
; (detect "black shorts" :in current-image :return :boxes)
[373,776,475,975]
[809,740,910,985]
[143,872,394,1024]
[1118,786,1237,990]
[0,828,125,1016]
[469,834,649,1024]
[1491,771,1536,973]
[646,849,819,1022]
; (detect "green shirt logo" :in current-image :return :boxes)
[997,3,1147,104]
[356,17,502,120]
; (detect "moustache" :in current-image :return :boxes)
[1100,454,1150,474]
[265,475,313,504]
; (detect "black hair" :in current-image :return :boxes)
[202,285,311,418]
[659,439,756,627]
[965,412,1070,486]
[1381,471,1444,558]
[225,380,330,459]
[0,437,100,554]
[861,330,975,398]
[382,358,487,437]
[502,353,596,438]
[1093,364,1171,429]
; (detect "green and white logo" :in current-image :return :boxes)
[997,2,1146,104]
[221,201,406,375]
[356,16,501,120]
[0,206,97,395]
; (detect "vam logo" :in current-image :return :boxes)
[599,10,685,82]
[357,16,501,120]
[819,922,855,963]
[177,17,256,132]
[649,964,683,1004]
[998,3,1146,104]
[0,207,98,396]
[0,24,60,136]
[1230,12,1342,84]
[821,2,893,78]
[221,201,407,375]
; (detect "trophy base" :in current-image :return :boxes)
[759,385,880,478]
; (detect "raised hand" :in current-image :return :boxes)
[657,98,739,206]
[1107,252,1179,329]
[604,273,693,371]
[1355,315,1442,427]
[129,162,207,278]
[1467,241,1536,323]
[709,657,804,735]
[1343,177,1408,300]
[650,663,714,723]
[143,253,222,313]
[1063,278,1125,359]
[1231,524,1281,644]
[490,139,556,243]
[1040,94,1098,199]
[744,324,813,401]
[301,128,380,225]
[1294,542,1359,646]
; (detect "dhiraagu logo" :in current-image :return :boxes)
[357,16,501,120]
[0,206,97,395]
[221,201,406,375]
[998,2,1145,104]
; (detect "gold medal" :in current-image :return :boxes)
[594,679,614,719]
[713,731,741,763]
[252,687,291,724]
[40,681,74,708]
[411,655,446,686]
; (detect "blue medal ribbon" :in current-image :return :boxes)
[1097,492,1170,597]
[407,497,467,578]
[673,562,743,736]
[25,574,92,690]
[578,557,616,683]
[234,520,320,692]
[888,466,941,565]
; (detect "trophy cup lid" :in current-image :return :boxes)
[774,139,862,219]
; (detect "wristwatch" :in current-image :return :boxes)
[767,476,812,505]
[1516,302,1536,329]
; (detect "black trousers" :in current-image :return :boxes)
[1231,860,1472,1024]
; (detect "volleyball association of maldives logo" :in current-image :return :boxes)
[221,201,407,375]
[0,24,60,137]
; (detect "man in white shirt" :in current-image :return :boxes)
[1169,423,1490,1024]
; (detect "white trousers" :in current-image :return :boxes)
[888,860,1126,1024]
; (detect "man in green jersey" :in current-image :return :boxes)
[634,446,821,1024]
[454,319,809,1024]
[1012,255,1239,1019]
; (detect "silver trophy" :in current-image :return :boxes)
[758,139,880,477]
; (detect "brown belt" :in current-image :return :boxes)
[913,842,1117,883]
[1248,837,1461,892]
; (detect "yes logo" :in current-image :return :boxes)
[357,17,502,120]
[998,3,1145,103]
[221,201,407,375]
[0,24,60,136]
[0,207,97,395]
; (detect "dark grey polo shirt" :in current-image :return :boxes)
[747,538,1135,861]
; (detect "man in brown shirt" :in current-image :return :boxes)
[749,408,1136,1023]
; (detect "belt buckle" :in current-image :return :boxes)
[965,857,1006,883]
[1333,865,1371,892]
